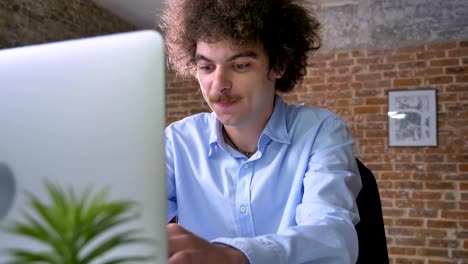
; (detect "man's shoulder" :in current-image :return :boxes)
[166,112,215,133]
[285,102,338,123]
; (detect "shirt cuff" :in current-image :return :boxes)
[212,237,286,264]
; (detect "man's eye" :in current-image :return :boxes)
[234,63,250,70]
[197,65,213,72]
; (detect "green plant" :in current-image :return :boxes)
[2,181,155,264]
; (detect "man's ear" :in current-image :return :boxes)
[275,65,286,78]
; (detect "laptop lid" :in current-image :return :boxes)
[0,30,167,263]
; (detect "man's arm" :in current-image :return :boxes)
[167,223,248,264]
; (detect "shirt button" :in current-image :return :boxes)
[243,164,249,169]
[240,206,247,213]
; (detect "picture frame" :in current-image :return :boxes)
[387,89,438,147]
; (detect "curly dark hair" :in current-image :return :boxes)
[159,0,321,93]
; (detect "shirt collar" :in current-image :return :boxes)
[263,95,291,144]
[208,95,291,157]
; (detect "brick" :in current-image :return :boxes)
[307,68,336,76]
[427,220,457,228]
[428,261,458,264]
[366,163,392,171]
[424,76,454,85]
[416,50,446,60]
[458,164,468,171]
[441,210,468,220]
[393,78,422,87]
[395,199,424,208]
[380,190,410,199]
[395,238,425,246]
[447,48,468,57]
[414,229,447,238]
[437,93,458,102]
[393,181,423,190]
[355,72,382,81]
[365,129,387,137]
[350,66,365,74]
[337,68,350,74]
[426,164,457,172]
[356,57,384,64]
[456,231,468,239]
[445,66,467,74]
[304,76,325,84]
[367,49,393,57]
[355,88,382,97]
[395,163,424,171]
[386,227,416,236]
[308,61,327,68]
[351,50,365,57]
[408,209,438,218]
[455,74,468,83]
[361,80,391,89]
[427,201,456,210]
[412,191,442,200]
[329,59,354,67]
[418,248,448,257]
[326,75,352,83]
[452,250,468,259]
[395,258,424,264]
[387,54,414,63]
[398,61,426,69]
[365,97,387,105]
[414,67,444,77]
[311,52,334,61]
[353,106,382,114]
[389,247,417,256]
[413,154,445,163]
[336,52,350,59]
[369,63,395,71]
[395,218,423,227]
[429,59,460,67]
[425,182,455,190]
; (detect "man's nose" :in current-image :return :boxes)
[212,67,232,93]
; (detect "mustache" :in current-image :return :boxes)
[208,94,241,103]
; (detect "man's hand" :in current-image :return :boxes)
[167,223,249,264]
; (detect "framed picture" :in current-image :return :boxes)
[388,89,437,147]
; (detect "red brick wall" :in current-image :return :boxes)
[166,40,468,263]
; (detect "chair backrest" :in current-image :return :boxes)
[355,158,389,263]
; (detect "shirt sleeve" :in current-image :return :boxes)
[165,128,178,222]
[212,117,362,264]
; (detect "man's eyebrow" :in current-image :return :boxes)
[194,51,258,63]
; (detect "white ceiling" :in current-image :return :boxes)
[92,0,164,29]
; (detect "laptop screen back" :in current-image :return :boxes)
[0,30,167,263]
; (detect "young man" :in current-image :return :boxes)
[160,0,362,263]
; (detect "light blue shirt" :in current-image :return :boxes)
[165,96,362,264]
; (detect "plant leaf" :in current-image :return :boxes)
[4,249,59,264]
[100,255,156,264]
[80,229,151,264]
[3,182,153,264]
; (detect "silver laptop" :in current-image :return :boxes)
[0,30,167,263]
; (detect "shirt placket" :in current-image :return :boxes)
[235,161,255,237]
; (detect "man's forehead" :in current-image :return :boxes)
[195,39,263,57]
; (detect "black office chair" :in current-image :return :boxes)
[355,158,389,264]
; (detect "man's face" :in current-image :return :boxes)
[194,39,278,128]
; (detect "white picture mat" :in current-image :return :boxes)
[388,89,437,147]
